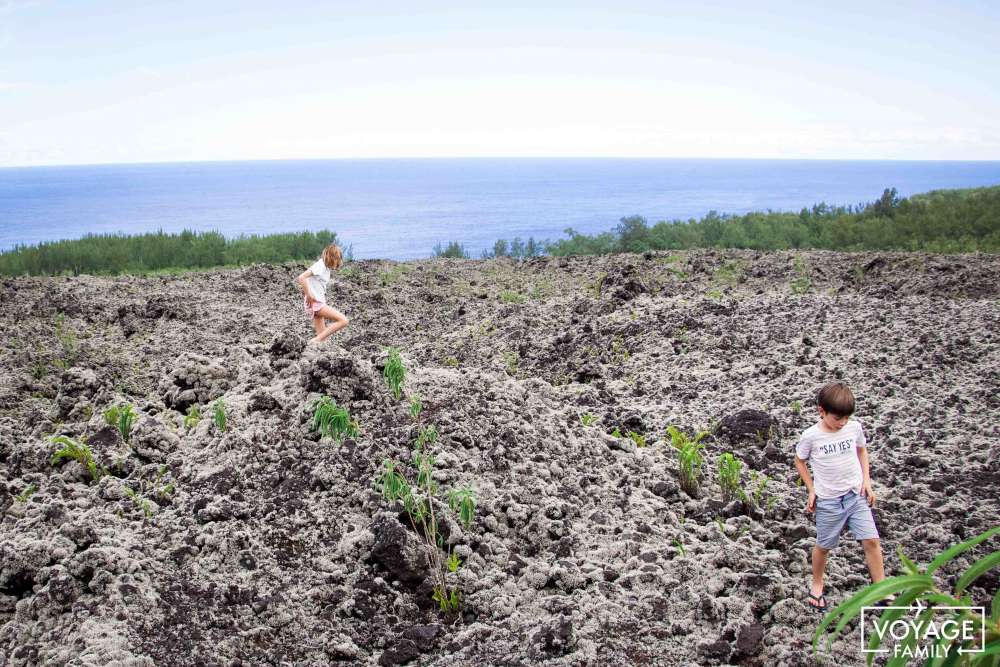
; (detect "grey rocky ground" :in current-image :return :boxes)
[0,249,998,666]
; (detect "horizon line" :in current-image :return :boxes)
[4,155,1000,170]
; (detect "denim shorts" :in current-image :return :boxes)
[815,490,879,549]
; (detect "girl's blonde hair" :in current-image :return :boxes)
[322,244,343,270]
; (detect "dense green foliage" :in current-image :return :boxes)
[481,237,545,259]
[496,186,1000,256]
[432,241,470,259]
[0,229,345,276]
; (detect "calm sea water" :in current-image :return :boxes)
[1,159,999,260]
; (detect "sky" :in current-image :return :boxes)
[1,0,999,167]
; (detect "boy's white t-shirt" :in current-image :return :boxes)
[795,420,867,499]
[306,258,330,302]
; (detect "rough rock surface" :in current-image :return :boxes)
[1,250,998,666]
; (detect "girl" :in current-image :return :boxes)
[296,244,349,344]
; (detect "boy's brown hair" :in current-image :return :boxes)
[817,381,855,416]
[322,244,343,270]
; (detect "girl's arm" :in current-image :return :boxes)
[296,270,314,302]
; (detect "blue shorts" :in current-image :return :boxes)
[815,490,879,549]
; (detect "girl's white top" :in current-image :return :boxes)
[306,258,331,302]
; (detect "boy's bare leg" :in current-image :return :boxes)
[312,306,349,342]
[811,545,829,604]
[862,538,885,583]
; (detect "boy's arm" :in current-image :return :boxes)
[857,446,875,506]
[794,456,817,514]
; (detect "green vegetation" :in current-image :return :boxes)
[184,404,201,430]
[580,413,596,427]
[790,400,803,415]
[499,290,525,304]
[790,255,813,294]
[53,313,79,368]
[482,237,544,259]
[717,452,742,502]
[103,404,136,443]
[383,348,406,400]
[668,425,709,496]
[211,398,227,432]
[15,484,38,503]
[488,186,1000,257]
[375,424,477,614]
[0,229,346,277]
[310,396,359,443]
[814,526,1000,666]
[50,435,101,482]
[409,395,423,422]
[627,431,646,448]
[739,470,773,515]
[432,241,470,259]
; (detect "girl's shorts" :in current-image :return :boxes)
[815,490,880,549]
[304,296,326,315]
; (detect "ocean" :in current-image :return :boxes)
[1,158,999,260]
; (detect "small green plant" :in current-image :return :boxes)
[122,485,153,519]
[627,431,646,448]
[706,288,723,300]
[442,356,460,368]
[717,452,742,502]
[791,255,813,294]
[592,272,607,298]
[668,425,708,496]
[50,435,100,482]
[814,526,1000,666]
[580,413,596,427]
[611,427,622,438]
[499,290,525,304]
[673,537,685,557]
[184,404,201,429]
[311,396,359,443]
[116,404,136,442]
[611,335,630,363]
[212,398,227,432]
[739,470,771,514]
[375,427,477,616]
[502,350,518,377]
[409,395,423,422]
[53,313,79,367]
[714,260,745,286]
[15,483,38,503]
[384,348,405,400]
[790,400,803,415]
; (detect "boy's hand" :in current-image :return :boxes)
[806,491,816,514]
[861,480,876,506]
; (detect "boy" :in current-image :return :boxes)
[793,381,884,613]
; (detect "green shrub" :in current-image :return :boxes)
[580,413,596,427]
[212,399,227,432]
[717,453,742,502]
[311,396,359,443]
[375,426,477,615]
[814,526,1000,665]
[384,348,405,400]
[790,400,802,415]
[50,435,101,482]
[409,395,422,422]
[499,290,525,304]
[432,241,470,259]
[104,404,136,442]
[668,425,708,496]
[627,431,646,448]
[184,404,201,430]
[15,484,37,503]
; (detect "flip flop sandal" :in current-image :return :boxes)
[808,592,828,613]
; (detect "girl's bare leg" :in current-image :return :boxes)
[312,305,349,342]
[312,315,325,336]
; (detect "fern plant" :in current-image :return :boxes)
[375,427,477,615]
[184,404,201,429]
[50,435,101,482]
[311,396,359,443]
[668,425,708,495]
[103,404,136,442]
[814,526,1000,666]
[212,398,227,432]
[718,452,742,502]
[384,347,405,400]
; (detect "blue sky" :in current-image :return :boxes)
[1,0,998,166]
